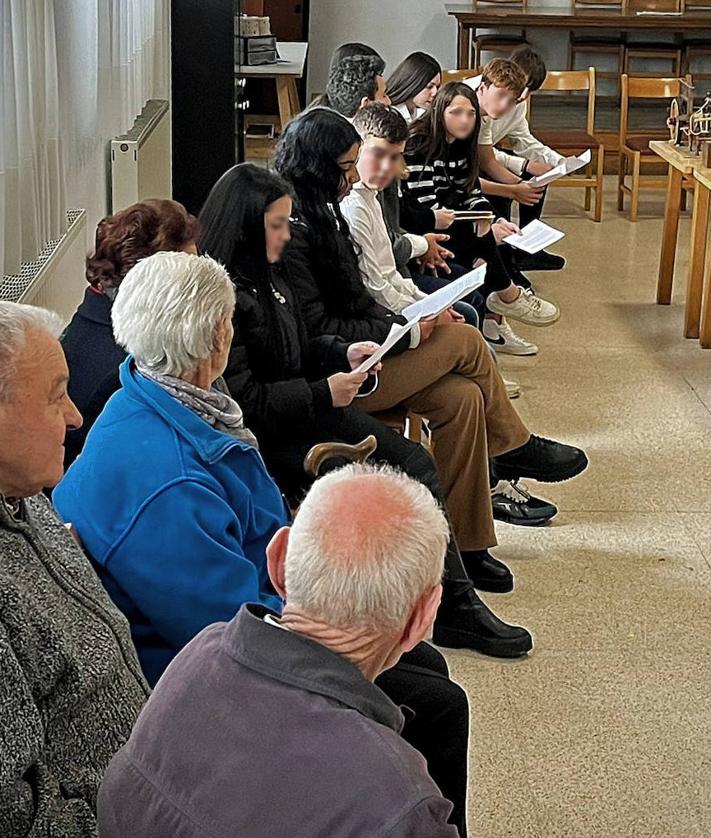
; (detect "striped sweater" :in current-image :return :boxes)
[402,138,494,215]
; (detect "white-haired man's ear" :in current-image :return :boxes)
[266,526,291,600]
[399,583,443,653]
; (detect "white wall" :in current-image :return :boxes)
[306,0,673,100]
[306,0,570,99]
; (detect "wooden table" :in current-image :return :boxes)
[445,3,711,68]
[650,141,706,340]
[692,167,711,347]
[236,41,308,130]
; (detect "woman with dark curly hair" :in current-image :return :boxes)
[61,199,198,468]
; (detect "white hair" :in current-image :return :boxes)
[0,302,63,402]
[111,251,236,376]
[285,463,449,631]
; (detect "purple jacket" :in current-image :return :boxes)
[98,604,457,837]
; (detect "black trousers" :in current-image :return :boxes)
[377,642,470,837]
[444,225,514,298]
[486,170,548,228]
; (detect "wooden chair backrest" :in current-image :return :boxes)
[529,68,596,136]
[619,74,692,142]
[573,0,625,6]
[475,0,528,5]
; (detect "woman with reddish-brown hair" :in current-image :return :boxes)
[61,199,198,469]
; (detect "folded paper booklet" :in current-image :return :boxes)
[528,149,592,187]
[354,264,487,374]
[452,209,496,222]
[503,220,565,255]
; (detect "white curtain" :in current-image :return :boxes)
[0,0,170,277]
[0,0,64,276]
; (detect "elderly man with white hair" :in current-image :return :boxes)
[98,463,461,837]
[0,301,149,836]
[55,251,471,835]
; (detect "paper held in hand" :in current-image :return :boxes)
[528,149,592,187]
[354,264,487,374]
[401,263,486,321]
[503,220,565,255]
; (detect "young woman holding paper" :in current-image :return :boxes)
[403,82,560,333]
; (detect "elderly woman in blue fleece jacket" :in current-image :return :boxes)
[54,251,288,686]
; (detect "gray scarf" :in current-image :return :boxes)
[139,368,259,449]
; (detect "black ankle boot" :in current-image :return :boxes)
[491,434,588,483]
[461,550,514,593]
[433,581,533,658]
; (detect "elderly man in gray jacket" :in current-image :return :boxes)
[0,301,149,837]
[98,462,462,837]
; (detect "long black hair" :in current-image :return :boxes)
[274,108,373,315]
[387,52,442,107]
[407,81,481,192]
[198,163,294,376]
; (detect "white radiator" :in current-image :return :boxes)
[111,99,172,212]
[0,209,87,324]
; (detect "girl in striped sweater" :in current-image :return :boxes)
[403,82,559,328]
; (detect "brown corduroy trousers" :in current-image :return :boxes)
[355,324,530,551]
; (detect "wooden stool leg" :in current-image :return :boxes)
[685,183,710,338]
[458,22,470,68]
[630,152,641,222]
[594,146,604,222]
[656,165,683,304]
[287,78,300,116]
[276,77,294,133]
[700,261,711,348]
[617,152,626,211]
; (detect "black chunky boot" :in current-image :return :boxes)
[433,581,533,658]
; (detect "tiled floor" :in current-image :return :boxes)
[442,178,711,837]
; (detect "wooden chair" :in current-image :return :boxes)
[470,0,529,68]
[618,74,693,221]
[624,0,684,78]
[528,67,605,221]
[568,0,626,98]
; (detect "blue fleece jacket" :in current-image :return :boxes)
[54,358,286,686]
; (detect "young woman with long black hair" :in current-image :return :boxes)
[404,81,559,329]
[387,51,442,123]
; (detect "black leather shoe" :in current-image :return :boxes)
[433,582,533,658]
[516,250,566,272]
[461,550,514,593]
[492,434,588,483]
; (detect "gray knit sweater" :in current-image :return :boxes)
[0,494,149,837]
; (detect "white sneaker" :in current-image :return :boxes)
[486,286,560,327]
[483,317,538,356]
[503,377,521,399]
